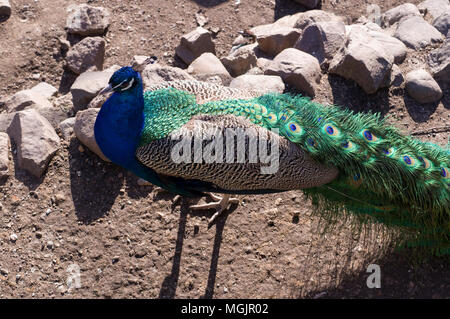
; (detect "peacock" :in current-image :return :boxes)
[94,59,449,255]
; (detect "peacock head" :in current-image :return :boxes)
[100,56,157,94]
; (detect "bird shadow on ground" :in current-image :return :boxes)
[274,0,313,21]
[403,94,439,123]
[188,0,228,8]
[68,138,123,224]
[158,196,237,299]
[328,74,391,117]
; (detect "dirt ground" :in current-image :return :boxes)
[0,0,449,299]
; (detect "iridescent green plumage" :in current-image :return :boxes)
[139,86,449,255]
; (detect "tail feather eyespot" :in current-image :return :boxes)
[266,113,278,125]
[323,123,340,138]
[361,129,379,143]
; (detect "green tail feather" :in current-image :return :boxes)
[142,88,449,254]
[248,93,449,255]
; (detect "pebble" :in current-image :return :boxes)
[10,234,18,242]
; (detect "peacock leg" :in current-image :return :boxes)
[190,193,239,227]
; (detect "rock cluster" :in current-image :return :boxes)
[1,1,448,181]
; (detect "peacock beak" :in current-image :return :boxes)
[99,84,113,95]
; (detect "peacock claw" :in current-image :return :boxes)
[189,193,239,227]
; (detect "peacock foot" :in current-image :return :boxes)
[190,193,239,227]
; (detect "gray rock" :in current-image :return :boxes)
[433,11,450,35]
[7,109,60,177]
[230,74,285,94]
[5,90,53,113]
[74,108,109,162]
[394,15,443,49]
[381,64,404,88]
[0,0,11,16]
[30,82,58,99]
[292,0,320,9]
[141,63,194,88]
[221,43,258,77]
[265,48,321,97]
[70,69,115,110]
[330,26,394,94]
[293,10,346,29]
[295,21,346,64]
[254,26,301,57]
[58,117,76,141]
[405,69,443,103]
[428,39,450,82]
[175,27,215,65]
[66,37,106,74]
[418,0,450,20]
[0,132,10,179]
[381,3,421,27]
[66,4,110,36]
[0,113,14,133]
[187,53,232,85]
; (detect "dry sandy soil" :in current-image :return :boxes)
[0,0,449,299]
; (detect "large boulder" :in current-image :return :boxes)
[433,11,450,35]
[418,0,450,20]
[393,15,443,49]
[254,26,301,57]
[7,109,61,177]
[381,3,421,27]
[292,0,320,9]
[295,21,346,65]
[329,25,394,94]
[428,39,450,82]
[265,48,321,97]
[66,4,110,36]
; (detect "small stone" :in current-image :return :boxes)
[5,89,52,113]
[175,27,215,65]
[47,241,54,249]
[10,234,17,242]
[187,52,232,85]
[45,208,51,215]
[405,69,443,104]
[112,256,120,264]
[195,12,208,27]
[7,109,61,178]
[58,117,76,141]
[0,0,11,17]
[66,4,110,36]
[230,74,285,94]
[78,145,85,153]
[66,37,106,74]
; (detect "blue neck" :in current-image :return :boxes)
[94,75,154,180]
